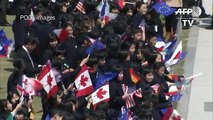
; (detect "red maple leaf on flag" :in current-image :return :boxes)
[172,115,181,120]
[79,75,88,87]
[96,88,107,99]
[23,79,28,85]
[47,74,53,86]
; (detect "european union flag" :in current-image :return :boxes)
[86,38,105,55]
[0,29,13,57]
[95,72,117,89]
[169,93,183,102]
[153,2,176,16]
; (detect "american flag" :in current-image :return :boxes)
[139,19,146,41]
[151,84,160,94]
[122,85,142,108]
[76,0,85,14]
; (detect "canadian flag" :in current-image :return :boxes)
[28,9,35,26]
[16,75,42,96]
[162,107,184,120]
[53,29,69,43]
[91,83,110,109]
[37,61,58,98]
[74,65,94,97]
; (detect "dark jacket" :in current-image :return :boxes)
[15,47,41,77]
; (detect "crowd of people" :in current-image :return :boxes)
[0,0,211,120]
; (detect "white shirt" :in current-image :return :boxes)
[22,45,34,68]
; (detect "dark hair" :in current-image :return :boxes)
[88,27,101,39]
[135,1,146,12]
[117,50,129,62]
[23,36,39,45]
[15,107,29,119]
[132,28,142,35]
[93,50,106,60]
[49,108,65,118]
[7,90,20,109]
[121,4,134,15]
[110,1,121,11]
[62,22,73,30]
[154,62,165,72]
[87,56,98,67]
[111,64,123,73]
[142,66,154,77]
[121,40,134,50]
[146,31,157,42]
[75,33,87,46]
[0,99,9,119]
[106,42,120,58]
[112,20,127,35]
[48,32,59,43]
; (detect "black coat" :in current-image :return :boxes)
[58,38,78,68]
[109,80,125,111]
[132,12,146,29]
[15,47,41,77]
[12,20,29,51]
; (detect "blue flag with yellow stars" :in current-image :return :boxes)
[153,2,176,16]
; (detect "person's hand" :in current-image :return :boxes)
[27,99,33,107]
[167,82,175,87]
[122,94,129,100]
[142,61,148,66]
[16,103,22,110]
[87,96,93,104]
[80,57,89,67]
[101,19,106,28]
[62,68,74,74]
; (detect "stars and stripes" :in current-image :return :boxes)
[76,0,86,14]
[122,85,142,108]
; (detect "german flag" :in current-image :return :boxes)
[129,68,140,84]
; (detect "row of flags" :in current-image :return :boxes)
[155,36,187,69]
[15,59,144,109]
[0,29,13,58]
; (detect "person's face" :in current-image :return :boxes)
[49,40,58,48]
[129,44,136,55]
[118,71,124,81]
[98,58,106,67]
[138,4,147,15]
[6,101,13,112]
[57,95,62,105]
[51,114,63,120]
[133,32,142,41]
[27,44,37,53]
[111,8,120,14]
[155,54,162,63]
[15,114,25,120]
[11,93,20,105]
[127,9,133,16]
[66,25,73,37]
[157,67,165,76]
[61,5,67,13]
[145,72,154,82]
[149,36,157,46]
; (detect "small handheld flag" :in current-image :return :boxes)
[153,2,176,16]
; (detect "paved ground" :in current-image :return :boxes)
[177,1,213,119]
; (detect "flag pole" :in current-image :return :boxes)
[185,72,203,80]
